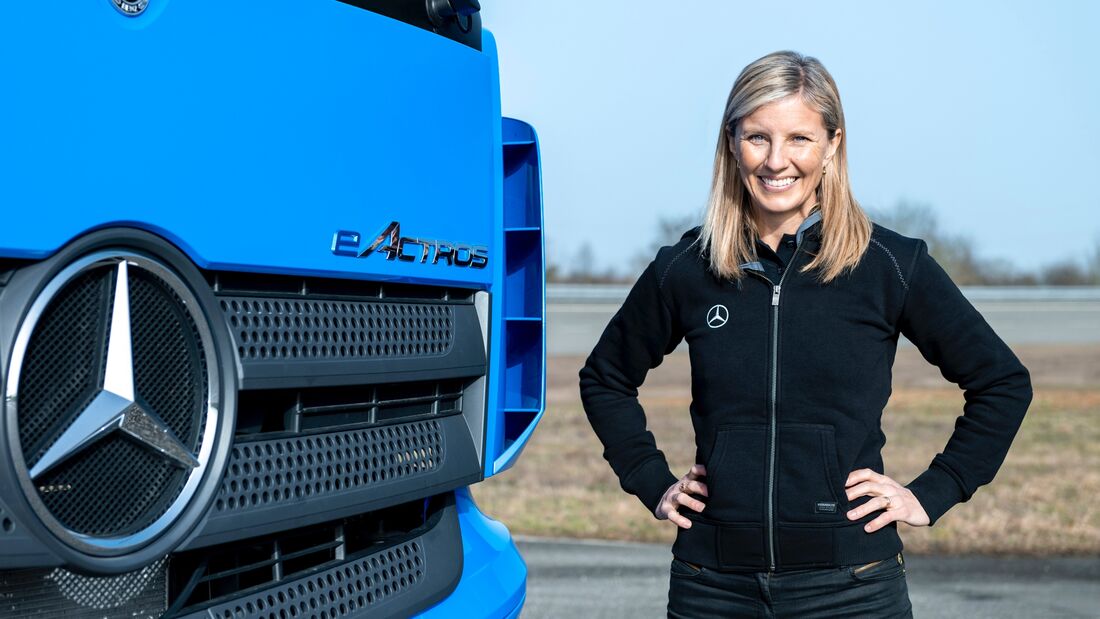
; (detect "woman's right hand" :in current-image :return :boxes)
[654,464,709,528]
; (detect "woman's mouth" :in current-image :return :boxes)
[758,176,799,192]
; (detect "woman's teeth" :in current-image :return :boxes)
[761,176,798,187]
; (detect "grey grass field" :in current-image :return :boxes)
[473,345,1100,556]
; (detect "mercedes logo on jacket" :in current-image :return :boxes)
[706,304,728,328]
[578,210,1033,572]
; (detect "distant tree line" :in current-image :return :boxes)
[548,200,1100,286]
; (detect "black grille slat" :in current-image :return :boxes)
[0,559,168,618]
[233,377,465,436]
[214,420,445,514]
[196,537,341,585]
[203,540,426,619]
[300,389,463,415]
[220,296,455,362]
[211,277,487,391]
[167,494,459,618]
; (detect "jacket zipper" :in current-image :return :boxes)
[746,239,805,572]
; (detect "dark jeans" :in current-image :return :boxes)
[667,552,913,618]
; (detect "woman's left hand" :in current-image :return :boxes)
[844,469,931,532]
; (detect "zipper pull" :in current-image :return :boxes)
[771,285,781,306]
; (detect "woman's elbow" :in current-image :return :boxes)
[1007,360,1034,420]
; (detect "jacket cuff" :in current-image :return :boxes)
[623,457,679,517]
[905,465,968,526]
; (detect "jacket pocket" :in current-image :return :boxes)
[703,424,766,523]
[776,423,847,523]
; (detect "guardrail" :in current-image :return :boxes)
[548,284,1100,303]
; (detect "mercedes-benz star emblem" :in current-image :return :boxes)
[111,0,149,16]
[28,261,198,480]
[5,245,226,562]
[707,304,729,328]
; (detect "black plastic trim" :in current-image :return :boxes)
[225,300,487,391]
[176,491,462,619]
[182,413,481,549]
[338,0,483,51]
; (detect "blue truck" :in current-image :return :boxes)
[0,1,545,617]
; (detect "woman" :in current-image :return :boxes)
[577,50,1033,618]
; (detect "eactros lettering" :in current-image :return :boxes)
[331,222,489,269]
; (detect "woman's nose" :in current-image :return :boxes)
[765,144,789,172]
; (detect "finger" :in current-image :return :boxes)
[846,495,891,521]
[667,507,692,529]
[845,481,890,501]
[845,468,884,487]
[863,509,897,534]
[691,464,707,478]
[845,468,901,489]
[674,491,707,513]
[683,479,709,497]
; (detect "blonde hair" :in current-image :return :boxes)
[699,50,871,283]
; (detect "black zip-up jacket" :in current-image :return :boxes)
[578,209,1033,571]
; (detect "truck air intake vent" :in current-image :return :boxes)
[0,558,168,617]
[214,419,445,513]
[207,273,485,390]
[220,297,455,361]
[166,493,459,618]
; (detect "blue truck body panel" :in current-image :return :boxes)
[413,488,527,619]
[0,1,495,288]
[0,2,543,616]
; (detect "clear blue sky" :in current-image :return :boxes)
[480,0,1100,276]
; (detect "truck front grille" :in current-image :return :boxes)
[213,419,446,514]
[166,493,457,618]
[220,296,456,362]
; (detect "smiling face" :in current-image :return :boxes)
[729,95,841,221]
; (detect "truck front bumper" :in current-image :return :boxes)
[415,486,526,619]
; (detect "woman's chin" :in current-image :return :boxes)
[750,197,812,215]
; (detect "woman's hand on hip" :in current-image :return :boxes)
[844,468,931,532]
[654,464,709,528]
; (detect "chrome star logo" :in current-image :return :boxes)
[28,261,198,481]
[706,304,729,329]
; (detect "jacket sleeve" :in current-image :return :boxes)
[578,256,686,516]
[898,239,1034,526]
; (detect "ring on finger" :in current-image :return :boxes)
[680,481,688,492]
[882,495,893,510]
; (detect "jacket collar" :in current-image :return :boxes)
[739,206,823,271]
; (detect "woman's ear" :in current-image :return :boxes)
[826,128,842,161]
[725,123,738,154]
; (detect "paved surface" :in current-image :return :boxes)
[514,536,1100,618]
[546,285,1100,355]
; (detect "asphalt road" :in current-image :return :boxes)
[514,536,1100,618]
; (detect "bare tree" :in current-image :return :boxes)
[1039,260,1089,286]
[544,233,566,283]
[866,200,993,284]
[1088,232,1100,285]
[552,202,1099,286]
[628,212,702,278]
[558,242,624,284]
[868,200,1100,285]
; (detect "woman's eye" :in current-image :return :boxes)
[792,136,809,143]
[747,135,766,144]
